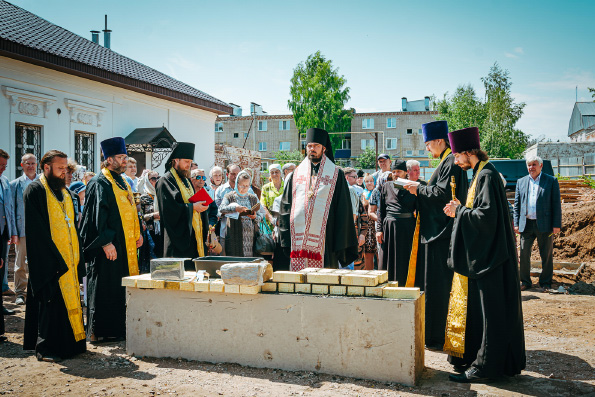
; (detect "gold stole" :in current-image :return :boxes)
[101,168,140,276]
[443,160,489,357]
[405,148,452,287]
[39,175,86,342]
[171,168,205,257]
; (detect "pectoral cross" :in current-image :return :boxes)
[450,176,456,201]
[65,214,72,228]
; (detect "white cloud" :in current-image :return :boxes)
[531,69,595,91]
[505,52,518,59]
[514,47,524,54]
[505,47,524,59]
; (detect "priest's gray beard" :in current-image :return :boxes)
[47,167,66,191]
[175,165,191,179]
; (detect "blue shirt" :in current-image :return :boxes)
[526,172,541,220]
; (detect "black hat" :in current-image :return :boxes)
[377,153,390,161]
[306,128,334,163]
[165,142,195,170]
[391,159,407,172]
[100,137,127,158]
[357,169,364,178]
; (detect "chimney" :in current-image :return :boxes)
[103,15,112,49]
[401,97,407,112]
[90,30,100,44]
[424,96,430,111]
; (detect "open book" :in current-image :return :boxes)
[240,202,261,216]
[393,177,419,190]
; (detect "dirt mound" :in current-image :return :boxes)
[568,281,595,295]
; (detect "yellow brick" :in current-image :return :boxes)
[121,276,139,287]
[164,281,181,290]
[387,281,399,288]
[347,286,365,296]
[299,268,320,274]
[365,283,387,297]
[225,284,241,294]
[311,284,329,295]
[194,281,210,292]
[334,269,351,275]
[210,280,225,293]
[382,287,420,300]
[261,282,277,292]
[329,285,347,295]
[369,270,389,284]
[278,283,295,293]
[179,281,195,291]
[273,271,305,283]
[307,272,341,285]
[295,283,312,294]
[341,274,379,287]
[137,276,165,289]
[240,285,261,295]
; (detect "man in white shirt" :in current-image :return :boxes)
[124,157,139,192]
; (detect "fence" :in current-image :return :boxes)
[551,153,595,178]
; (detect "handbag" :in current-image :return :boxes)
[255,220,275,255]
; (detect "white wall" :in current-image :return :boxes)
[0,56,219,179]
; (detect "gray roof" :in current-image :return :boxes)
[568,102,595,136]
[0,0,231,114]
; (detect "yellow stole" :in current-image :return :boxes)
[101,168,140,276]
[171,168,205,257]
[443,160,489,358]
[39,175,86,342]
[405,148,452,287]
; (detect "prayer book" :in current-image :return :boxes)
[189,188,214,205]
[240,202,261,216]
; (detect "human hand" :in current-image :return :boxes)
[443,199,460,218]
[103,243,117,261]
[403,183,418,195]
[553,227,560,234]
[376,232,383,244]
[10,235,18,245]
[236,206,248,213]
[247,214,256,220]
[193,201,208,212]
[136,235,143,248]
[358,234,365,247]
[514,226,519,234]
[152,212,160,220]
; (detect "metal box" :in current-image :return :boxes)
[150,258,189,280]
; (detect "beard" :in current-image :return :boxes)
[109,158,126,174]
[47,168,66,191]
[308,152,323,163]
[458,162,472,171]
[175,165,191,179]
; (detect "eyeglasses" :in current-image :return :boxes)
[149,177,160,182]
[194,175,207,181]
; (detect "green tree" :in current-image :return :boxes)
[288,51,352,151]
[481,63,528,158]
[434,84,487,131]
[589,87,595,101]
[356,147,377,169]
[272,150,304,165]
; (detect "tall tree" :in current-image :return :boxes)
[434,84,487,132]
[356,147,377,169]
[589,87,595,101]
[288,51,352,151]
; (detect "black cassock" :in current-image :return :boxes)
[81,171,139,339]
[448,162,525,378]
[416,150,469,347]
[279,165,358,268]
[156,171,209,269]
[377,182,416,285]
[22,181,86,358]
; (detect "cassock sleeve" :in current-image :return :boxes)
[448,172,513,279]
[330,171,359,266]
[417,159,452,204]
[80,178,118,261]
[377,184,386,233]
[278,172,293,250]
[24,183,69,302]
[156,175,194,254]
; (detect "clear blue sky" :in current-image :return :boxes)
[11,0,595,141]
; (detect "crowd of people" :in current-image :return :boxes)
[0,119,565,384]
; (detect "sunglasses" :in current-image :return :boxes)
[194,175,207,181]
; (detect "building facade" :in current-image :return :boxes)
[0,1,231,179]
[568,102,595,142]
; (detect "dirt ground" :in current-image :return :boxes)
[1,270,594,397]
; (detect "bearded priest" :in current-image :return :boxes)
[81,137,142,343]
[278,128,358,271]
[443,127,525,383]
[156,142,209,266]
[22,150,86,362]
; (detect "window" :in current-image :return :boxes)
[260,162,269,172]
[75,131,95,172]
[258,121,267,131]
[418,150,426,156]
[244,132,249,138]
[279,142,291,151]
[362,118,374,129]
[418,128,422,135]
[215,122,223,132]
[279,120,291,130]
[258,142,267,152]
[301,140,306,151]
[386,138,397,150]
[14,123,42,178]
[233,133,239,138]
[406,128,413,135]
[342,139,351,149]
[406,150,414,157]
[387,117,396,128]
[361,139,375,150]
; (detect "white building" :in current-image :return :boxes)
[0,1,231,179]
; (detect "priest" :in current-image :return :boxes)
[156,142,209,267]
[443,127,525,382]
[81,137,142,342]
[279,128,358,270]
[403,120,469,350]
[23,150,86,362]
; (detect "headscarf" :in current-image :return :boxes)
[269,164,281,173]
[234,170,252,197]
[143,172,159,212]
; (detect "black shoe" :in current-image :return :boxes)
[36,352,62,363]
[540,284,551,290]
[425,343,444,351]
[0,335,7,343]
[453,364,469,373]
[449,366,494,383]
[2,307,15,315]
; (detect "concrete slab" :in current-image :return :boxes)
[126,288,425,386]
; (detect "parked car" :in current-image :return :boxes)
[466,159,554,192]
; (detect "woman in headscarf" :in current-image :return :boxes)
[260,164,283,227]
[219,170,261,257]
[359,173,377,270]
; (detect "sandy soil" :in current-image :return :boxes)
[1,282,594,397]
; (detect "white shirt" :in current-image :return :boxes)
[526,172,541,220]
